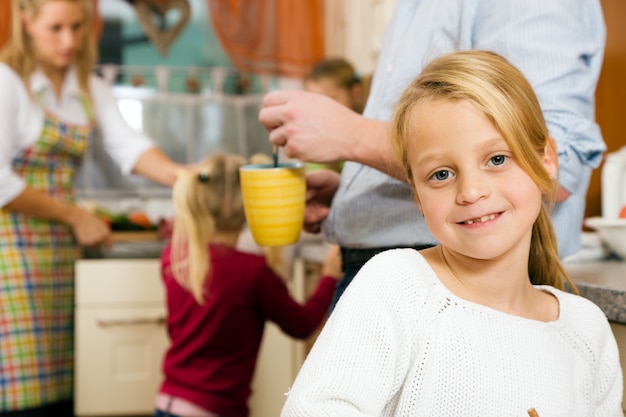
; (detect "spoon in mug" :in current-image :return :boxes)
[273,145,279,167]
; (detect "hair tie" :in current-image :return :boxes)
[198,172,210,183]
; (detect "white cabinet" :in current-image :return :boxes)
[74,259,168,416]
[74,256,318,417]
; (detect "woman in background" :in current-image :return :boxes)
[0,1,185,414]
[154,152,341,417]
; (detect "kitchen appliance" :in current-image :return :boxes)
[601,146,626,218]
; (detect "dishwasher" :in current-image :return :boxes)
[74,258,167,416]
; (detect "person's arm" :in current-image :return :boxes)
[259,90,406,180]
[592,317,623,416]
[281,251,414,416]
[253,255,338,339]
[4,188,111,246]
[0,66,110,246]
[90,76,188,187]
[132,146,185,187]
[303,169,341,233]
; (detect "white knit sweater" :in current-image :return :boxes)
[281,249,623,417]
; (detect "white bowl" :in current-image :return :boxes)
[584,217,626,259]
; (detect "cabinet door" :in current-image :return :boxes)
[75,307,169,416]
[75,259,163,305]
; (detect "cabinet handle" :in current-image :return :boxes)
[97,317,166,327]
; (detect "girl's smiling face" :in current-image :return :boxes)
[407,98,546,261]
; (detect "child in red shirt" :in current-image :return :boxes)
[153,152,340,417]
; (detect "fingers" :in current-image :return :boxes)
[259,90,310,135]
[305,169,341,195]
[267,123,289,147]
[321,244,343,279]
[259,90,295,131]
[261,89,300,107]
[72,211,112,246]
[303,222,322,234]
[303,204,329,234]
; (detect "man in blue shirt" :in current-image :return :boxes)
[259,0,606,311]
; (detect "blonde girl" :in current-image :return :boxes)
[391,50,571,292]
[280,51,622,417]
[155,152,340,417]
[169,153,285,303]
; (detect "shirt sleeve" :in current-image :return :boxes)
[594,325,623,417]
[90,75,155,175]
[475,0,606,194]
[252,263,336,339]
[281,250,418,417]
[0,65,27,207]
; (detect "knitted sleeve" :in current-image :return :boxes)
[585,303,623,416]
[281,249,436,417]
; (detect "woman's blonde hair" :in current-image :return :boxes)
[0,0,97,102]
[391,50,575,291]
[170,152,287,304]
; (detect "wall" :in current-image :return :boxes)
[324,0,397,75]
[98,0,230,68]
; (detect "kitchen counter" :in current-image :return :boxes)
[565,260,626,323]
[81,232,166,259]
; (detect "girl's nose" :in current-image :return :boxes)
[455,172,490,205]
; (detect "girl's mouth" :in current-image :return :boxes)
[461,213,498,225]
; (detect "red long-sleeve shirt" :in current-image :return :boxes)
[158,244,336,417]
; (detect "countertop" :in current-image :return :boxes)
[565,260,626,323]
[81,232,166,259]
[79,230,626,325]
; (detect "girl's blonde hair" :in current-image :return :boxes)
[170,152,286,304]
[391,50,575,291]
[0,0,97,102]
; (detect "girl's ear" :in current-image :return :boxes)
[542,136,559,179]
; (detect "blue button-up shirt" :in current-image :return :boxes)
[324,0,606,258]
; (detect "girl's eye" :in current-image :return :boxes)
[431,170,451,181]
[487,154,508,167]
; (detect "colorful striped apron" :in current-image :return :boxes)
[0,105,92,411]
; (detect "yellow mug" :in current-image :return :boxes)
[239,162,306,246]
